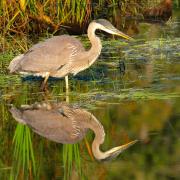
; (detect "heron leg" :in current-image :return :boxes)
[41,72,50,91]
[65,75,69,91]
[65,75,69,102]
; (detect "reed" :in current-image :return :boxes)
[63,144,82,180]
[0,0,155,39]
[0,0,91,36]
[10,124,36,179]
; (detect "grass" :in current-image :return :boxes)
[10,124,36,179]
[63,144,83,180]
[0,0,90,34]
[0,0,161,48]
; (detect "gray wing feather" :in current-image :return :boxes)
[17,35,85,74]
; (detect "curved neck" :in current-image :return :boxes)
[85,113,108,160]
[83,111,136,161]
[92,136,108,160]
[86,23,102,66]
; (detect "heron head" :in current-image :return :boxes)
[101,139,138,161]
[93,19,132,40]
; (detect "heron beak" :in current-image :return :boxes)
[102,25,133,40]
[104,139,138,161]
[113,29,133,40]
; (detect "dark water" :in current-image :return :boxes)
[0,10,180,180]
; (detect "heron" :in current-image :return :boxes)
[8,19,131,90]
[10,102,137,161]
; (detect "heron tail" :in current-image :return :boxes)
[9,107,26,125]
[8,54,24,73]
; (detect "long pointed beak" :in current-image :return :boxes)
[109,139,138,154]
[116,139,138,152]
[114,29,133,40]
[104,139,138,161]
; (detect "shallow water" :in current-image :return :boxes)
[0,10,180,180]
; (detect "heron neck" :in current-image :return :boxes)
[87,24,102,66]
[92,136,108,160]
[86,113,107,160]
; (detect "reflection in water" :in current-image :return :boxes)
[10,102,137,161]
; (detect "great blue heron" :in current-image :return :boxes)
[8,19,131,90]
[10,102,137,161]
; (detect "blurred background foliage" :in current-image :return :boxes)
[0,0,134,35]
[0,0,176,53]
[0,0,178,38]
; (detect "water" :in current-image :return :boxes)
[0,11,180,180]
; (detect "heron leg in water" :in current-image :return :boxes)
[41,72,50,90]
[65,75,69,91]
[65,76,69,102]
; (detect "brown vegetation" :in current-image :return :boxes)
[143,0,172,22]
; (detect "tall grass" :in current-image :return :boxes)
[0,0,159,53]
[0,0,155,39]
[0,0,91,36]
[63,144,82,180]
[10,124,36,179]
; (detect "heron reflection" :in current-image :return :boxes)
[10,102,137,161]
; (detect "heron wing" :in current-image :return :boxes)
[18,35,85,73]
[21,109,77,143]
[10,103,89,143]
